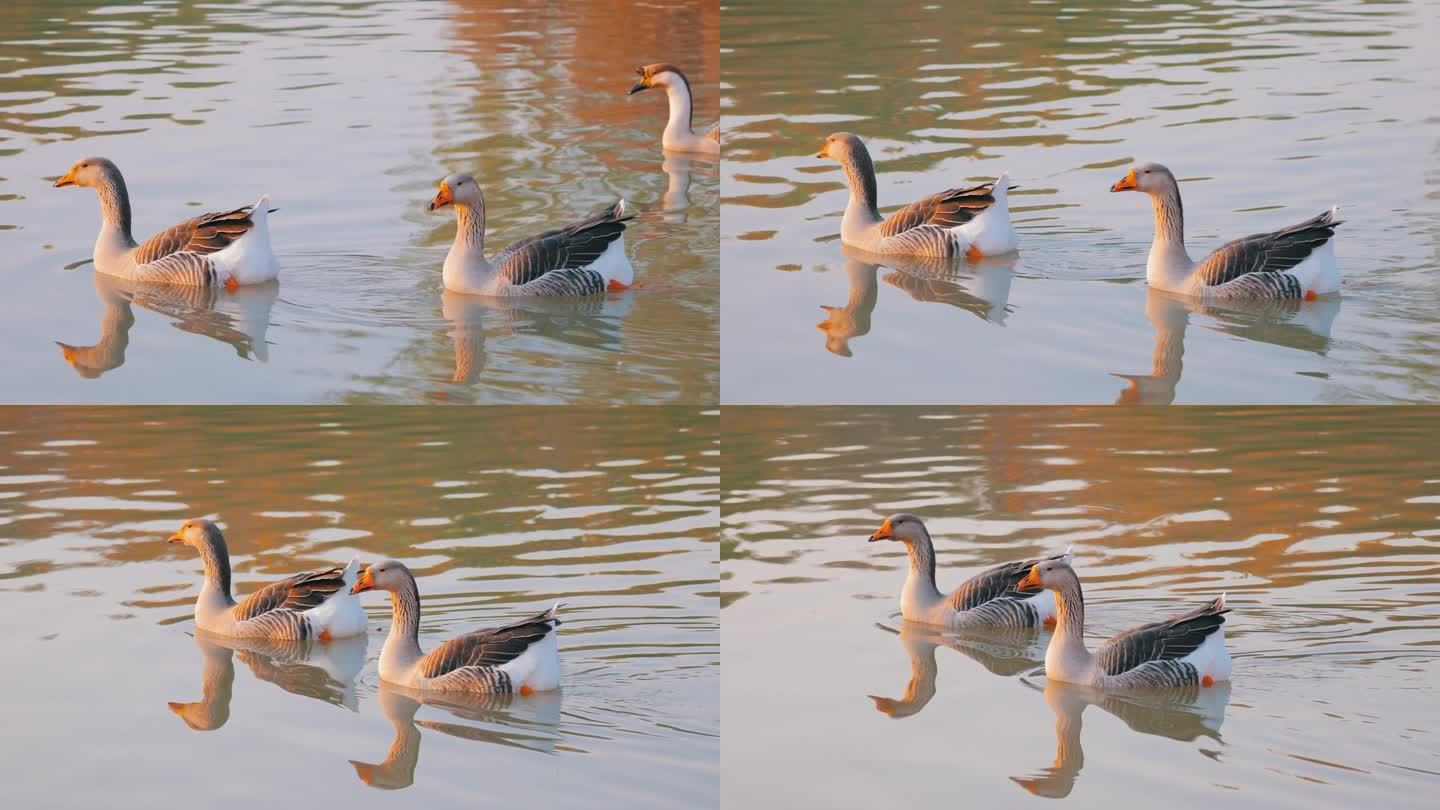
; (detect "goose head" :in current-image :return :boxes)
[1016,558,1075,592]
[629,62,688,95]
[428,173,482,212]
[868,512,927,544]
[815,132,867,162]
[53,157,118,189]
[351,558,410,594]
[1110,162,1177,195]
[168,518,222,548]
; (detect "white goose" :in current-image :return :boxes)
[1017,557,1232,689]
[53,158,277,289]
[1111,162,1341,300]
[350,560,561,694]
[428,174,634,296]
[868,513,1071,629]
[817,133,1018,258]
[167,519,367,641]
[628,63,720,156]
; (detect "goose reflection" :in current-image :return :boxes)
[58,273,278,378]
[658,152,715,222]
[167,631,367,730]
[440,291,633,388]
[1115,288,1341,404]
[1011,679,1230,799]
[351,685,565,790]
[869,623,1045,719]
[819,250,1016,357]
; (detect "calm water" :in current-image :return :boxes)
[0,0,718,403]
[0,407,718,808]
[722,408,1440,807]
[720,0,1440,404]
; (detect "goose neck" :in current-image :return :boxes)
[900,530,943,609]
[663,78,695,140]
[383,573,425,663]
[95,168,137,247]
[196,527,235,605]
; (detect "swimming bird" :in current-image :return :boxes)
[817,133,1018,258]
[1110,162,1341,300]
[350,559,561,694]
[1016,557,1232,689]
[868,513,1071,629]
[167,519,367,641]
[52,158,277,289]
[628,63,720,156]
[428,174,634,296]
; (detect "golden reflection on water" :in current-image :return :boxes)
[0,406,718,806]
[722,406,1438,806]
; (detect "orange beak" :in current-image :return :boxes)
[350,567,375,594]
[868,518,893,542]
[428,182,452,211]
[1016,566,1042,592]
[1109,168,1138,193]
[166,532,184,544]
[816,142,830,159]
[53,167,78,188]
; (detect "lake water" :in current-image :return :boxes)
[719,0,1440,404]
[0,0,718,403]
[0,407,719,808]
[721,407,1440,807]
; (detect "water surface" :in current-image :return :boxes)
[0,407,719,807]
[722,407,1439,807]
[0,0,718,403]
[720,0,1440,403]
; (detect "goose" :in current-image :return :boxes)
[52,158,277,289]
[1110,162,1341,300]
[428,174,634,296]
[816,133,1018,258]
[1016,557,1232,689]
[167,519,368,641]
[628,63,720,156]
[349,559,561,694]
[868,513,1072,629]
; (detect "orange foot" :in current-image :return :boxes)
[607,278,631,292]
[1043,616,1057,630]
[1201,674,1214,687]
[1304,290,1317,301]
[966,244,984,260]
[519,684,535,697]
[224,276,239,292]
[319,628,333,642]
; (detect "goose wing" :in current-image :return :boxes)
[233,566,347,621]
[492,201,632,294]
[416,606,560,681]
[1095,595,1229,676]
[946,549,1072,612]
[879,182,999,238]
[134,206,257,265]
[1194,209,1340,288]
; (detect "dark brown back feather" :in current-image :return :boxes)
[233,566,346,621]
[878,183,997,238]
[134,206,255,265]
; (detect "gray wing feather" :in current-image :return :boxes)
[1194,209,1340,290]
[1095,596,1228,677]
[879,183,997,238]
[416,607,559,681]
[947,550,1071,613]
[494,201,632,294]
